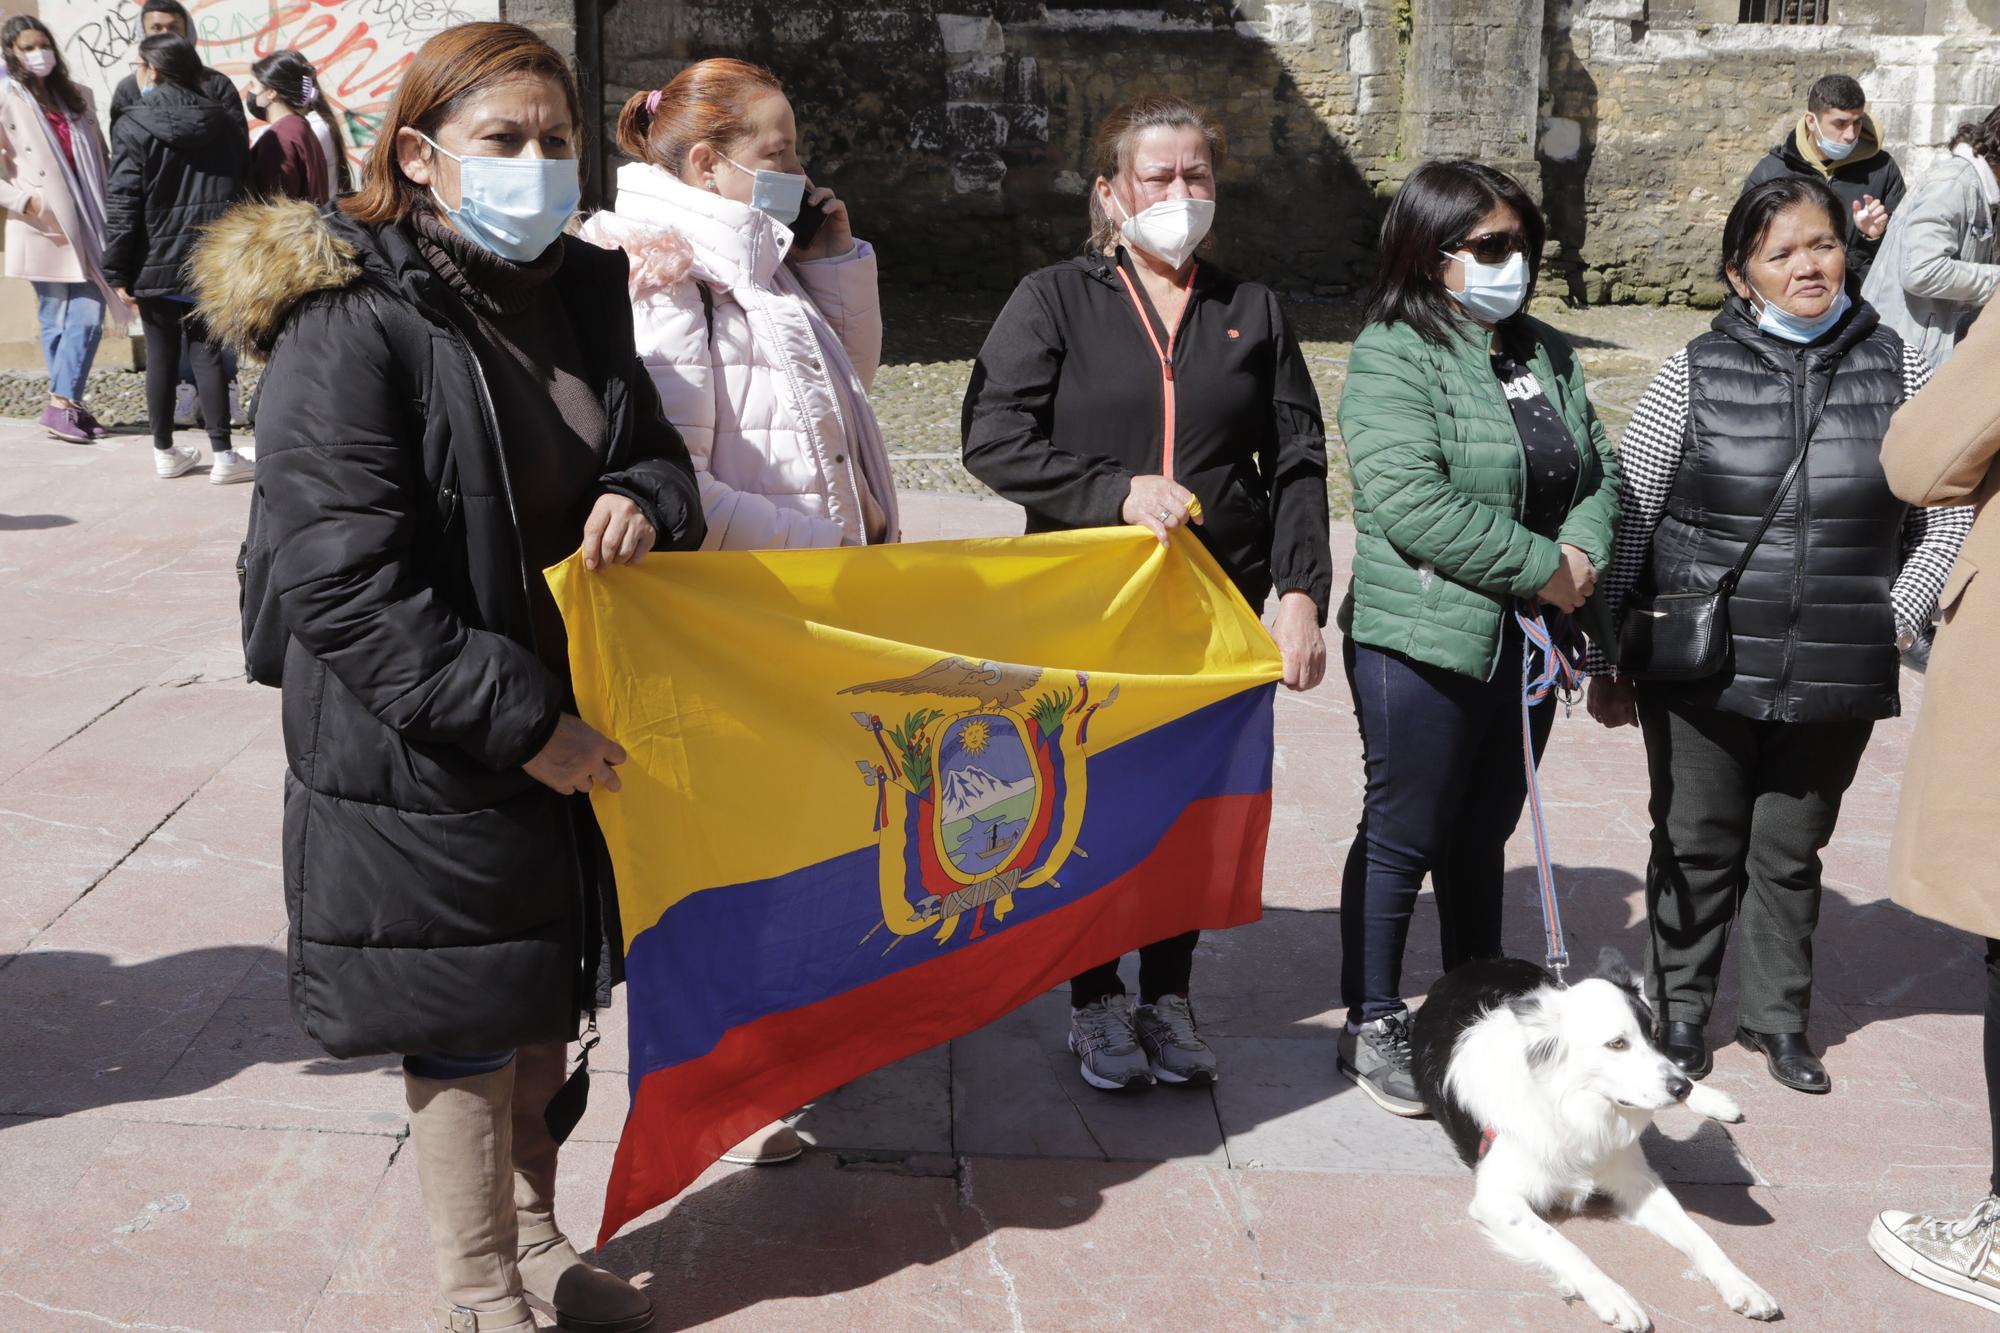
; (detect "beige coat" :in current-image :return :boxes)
[1882,303,2000,941]
[0,80,109,287]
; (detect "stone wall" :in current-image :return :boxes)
[1541,0,2000,305]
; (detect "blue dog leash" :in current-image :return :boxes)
[1516,602,1585,986]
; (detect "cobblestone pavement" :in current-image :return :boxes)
[0,386,1986,1331]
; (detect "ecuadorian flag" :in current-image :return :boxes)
[546,528,1283,1244]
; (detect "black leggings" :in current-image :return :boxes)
[1987,939,1999,1196]
[1070,930,1198,1008]
[137,297,229,452]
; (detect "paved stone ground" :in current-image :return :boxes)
[0,418,1988,1333]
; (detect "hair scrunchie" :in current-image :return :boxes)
[646,88,663,117]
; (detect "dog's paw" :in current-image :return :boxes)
[1685,1083,1744,1123]
[1583,1282,1652,1332]
[1715,1272,1781,1321]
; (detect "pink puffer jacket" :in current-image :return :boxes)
[579,163,899,549]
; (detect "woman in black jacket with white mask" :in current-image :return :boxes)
[102,32,247,483]
[193,24,701,1333]
[962,93,1333,1097]
[1587,176,1969,1096]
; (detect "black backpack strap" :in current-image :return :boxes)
[695,279,715,345]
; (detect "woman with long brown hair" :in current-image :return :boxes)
[962,94,1332,1094]
[192,22,703,1333]
[0,14,120,442]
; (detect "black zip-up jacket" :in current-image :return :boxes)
[103,83,248,297]
[191,199,705,1058]
[961,248,1333,620]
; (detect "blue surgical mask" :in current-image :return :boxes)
[1752,286,1850,344]
[722,154,807,226]
[1812,117,1858,162]
[139,82,159,100]
[1441,248,1530,323]
[420,133,580,262]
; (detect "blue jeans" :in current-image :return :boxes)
[31,281,103,403]
[403,1050,514,1080]
[1339,627,1555,1025]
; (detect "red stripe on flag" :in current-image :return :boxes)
[597,788,1271,1244]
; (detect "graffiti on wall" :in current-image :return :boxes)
[46,0,500,158]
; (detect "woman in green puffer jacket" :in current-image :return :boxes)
[1332,160,1621,1118]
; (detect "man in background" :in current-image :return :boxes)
[1744,74,1906,282]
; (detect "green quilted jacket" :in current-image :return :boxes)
[1336,315,1621,681]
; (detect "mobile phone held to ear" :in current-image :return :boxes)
[790,198,827,250]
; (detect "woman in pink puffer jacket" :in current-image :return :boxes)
[580,58,898,550]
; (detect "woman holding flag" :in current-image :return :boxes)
[962,94,1333,1094]
[192,23,702,1333]
[1334,159,1621,1119]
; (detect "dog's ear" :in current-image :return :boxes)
[1509,994,1566,1071]
[1595,947,1637,991]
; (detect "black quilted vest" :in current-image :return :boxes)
[1644,299,1908,723]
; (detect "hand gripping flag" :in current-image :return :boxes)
[546,527,1283,1244]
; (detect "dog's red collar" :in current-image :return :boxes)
[1477,1126,1498,1160]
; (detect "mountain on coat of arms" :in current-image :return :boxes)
[939,766,1031,820]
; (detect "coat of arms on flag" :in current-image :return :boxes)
[546,528,1283,1244]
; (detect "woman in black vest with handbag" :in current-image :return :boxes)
[1586,176,1971,1094]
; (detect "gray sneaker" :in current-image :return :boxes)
[1134,994,1218,1085]
[1338,1011,1427,1117]
[1870,1195,2000,1315]
[1067,995,1154,1091]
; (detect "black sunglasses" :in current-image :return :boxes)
[1448,230,1530,264]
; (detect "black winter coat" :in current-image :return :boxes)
[1645,298,1910,723]
[192,200,705,1058]
[961,248,1333,620]
[103,84,248,297]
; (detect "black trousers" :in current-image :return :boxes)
[1070,930,1198,1008]
[1639,691,1872,1034]
[137,297,230,452]
[1987,939,1999,1196]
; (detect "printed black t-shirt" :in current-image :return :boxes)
[1493,349,1581,539]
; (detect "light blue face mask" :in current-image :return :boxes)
[1812,116,1858,162]
[721,154,807,226]
[1752,286,1850,344]
[420,133,580,262]
[1441,249,1530,323]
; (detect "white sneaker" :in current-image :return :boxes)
[209,448,255,485]
[172,383,200,428]
[154,442,203,479]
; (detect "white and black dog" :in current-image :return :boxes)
[1410,955,1780,1332]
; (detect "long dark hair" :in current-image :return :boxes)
[1719,176,1850,286]
[1363,159,1546,347]
[1951,106,2000,171]
[252,48,353,193]
[137,33,206,95]
[2,17,87,117]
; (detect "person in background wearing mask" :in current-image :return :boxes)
[577,57,897,1170]
[1864,105,2000,372]
[107,0,249,437]
[1743,74,1905,283]
[1333,159,1619,1118]
[580,58,897,550]
[963,94,1333,1094]
[107,0,243,132]
[0,15,121,442]
[1586,176,1970,1096]
[102,33,249,483]
[191,23,702,1333]
[244,49,352,204]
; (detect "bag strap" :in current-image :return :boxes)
[695,279,715,345]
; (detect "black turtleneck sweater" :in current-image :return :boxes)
[412,210,608,679]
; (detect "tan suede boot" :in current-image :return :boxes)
[513,1041,653,1332]
[403,1062,535,1333]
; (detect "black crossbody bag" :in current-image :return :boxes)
[1616,441,1809,683]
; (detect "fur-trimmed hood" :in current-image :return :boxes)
[191,198,364,360]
